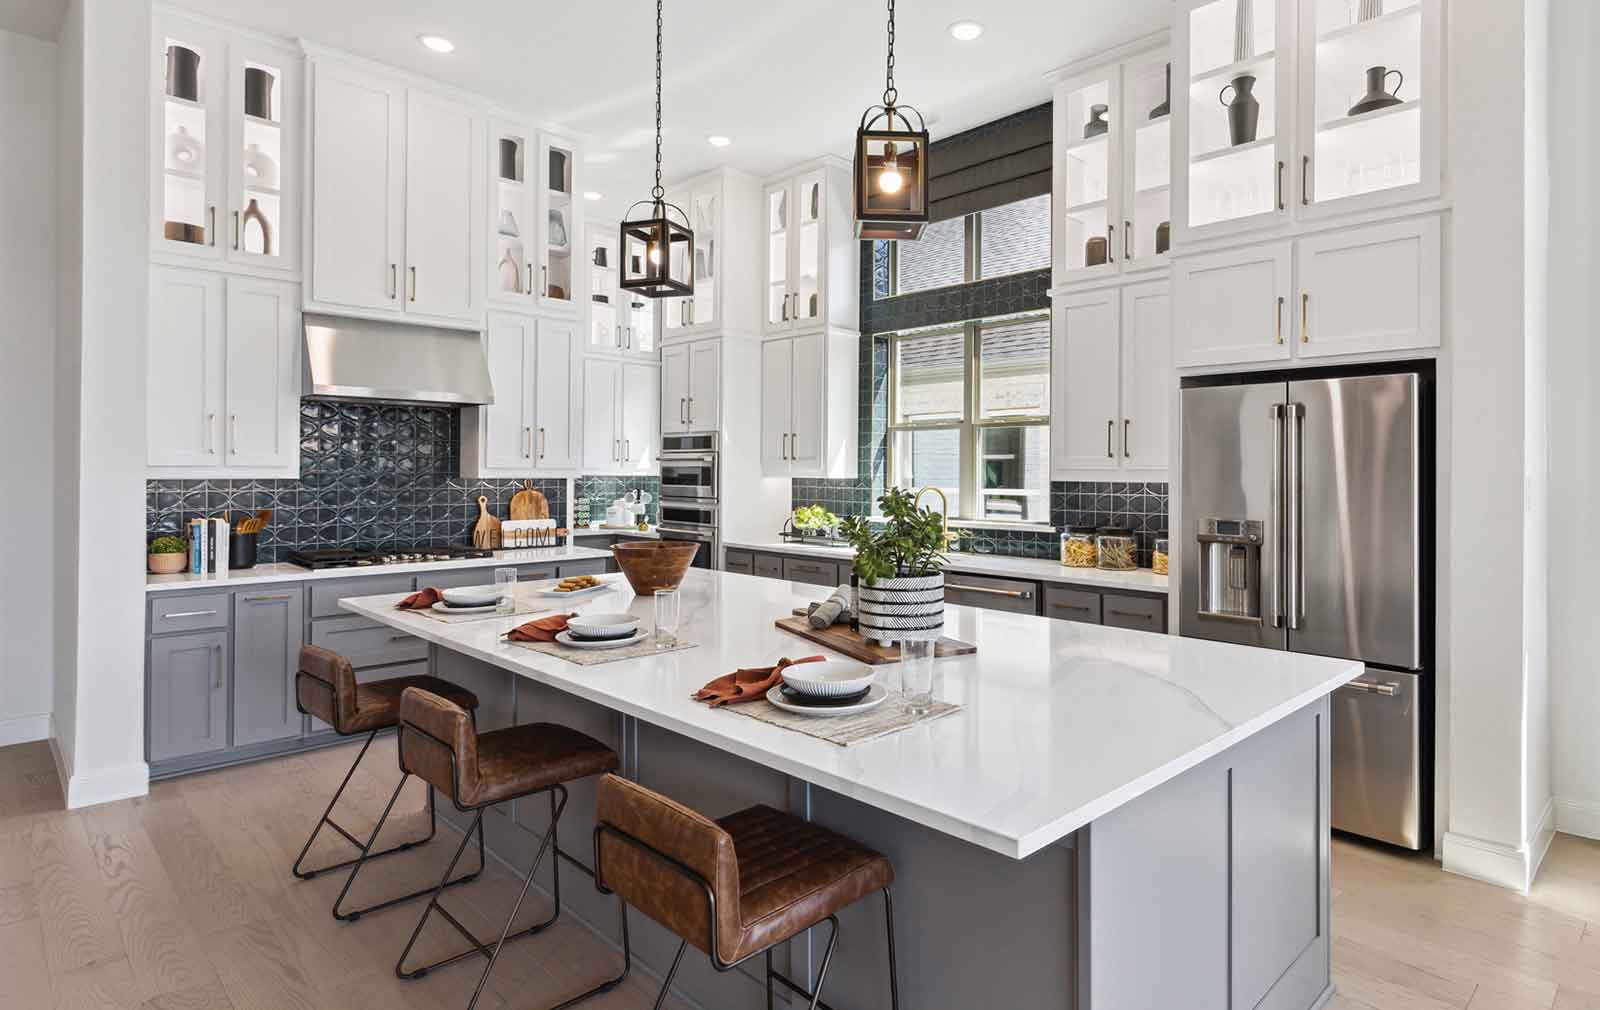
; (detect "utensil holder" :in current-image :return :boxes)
[229,532,259,570]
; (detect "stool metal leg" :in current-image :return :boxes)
[884,886,901,1010]
[293,731,440,880]
[463,787,568,1009]
[332,772,483,922]
[395,808,490,978]
[651,938,689,1010]
[767,915,842,1010]
[544,895,631,1010]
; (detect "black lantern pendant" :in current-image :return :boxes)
[854,0,929,240]
[620,0,694,298]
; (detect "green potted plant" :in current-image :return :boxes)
[839,488,947,645]
[148,535,188,574]
[792,504,840,540]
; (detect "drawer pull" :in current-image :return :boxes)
[1107,609,1153,621]
[388,634,413,643]
[1051,602,1092,612]
[243,593,294,602]
[1343,679,1400,697]
[949,583,1032,600]
[162,609,219,619]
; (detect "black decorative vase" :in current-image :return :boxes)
[499,138,520,181]
[1085,235,1108,267]
[1155,221,1170,255]
[165,45,200,101]
[1348,66,1404,117]
[1220,74,1260,146]
[1084,103,1110,139]
[1150,62,1171,119]
[244,67,274,120]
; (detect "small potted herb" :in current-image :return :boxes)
[148,535,188,574]
[792,504,840,539]
[839,488,947,646]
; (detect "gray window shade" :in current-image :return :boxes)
[928,102,1052,224]
[895,217,965,294]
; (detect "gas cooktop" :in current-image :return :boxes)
[285,545,495,570]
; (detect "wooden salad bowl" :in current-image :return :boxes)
[611,541,700,595]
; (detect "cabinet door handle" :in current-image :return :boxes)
[542,265,549,298]
[626,326,633,349]
[206,412,217,454]
[1302,292,1310,343]
[1107,224,1116,262]
[243,593,294,602]
[948,582,1032,600]
[162,609,219,619]
[1276,296,1285,345]
[614,439,620,461]
[538,428,546,459]
[781,433,789,460]
[680,397,687,424]
[409,266,417,302]
[1276,161,1285,211]
[1123,220,1132,260]
[687,397,695,425]
[208,206,216,246]
[389,264,398,299]
[1051,602,1093,613]
[213,643,223,689]
[524,426,532,458]
[232,210,240,251]
[624,438,630,460]
[781,293,790,322]
[1302,155,1312,206]
[1106,419,1114,459]
[1108,608,1153,621]
[230,415,239,455]
[388,634,413,643]
[1123,419,1131,458]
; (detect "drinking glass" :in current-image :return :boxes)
[899,638,936,715]
[495,568,518,615]
[653,589,680,648]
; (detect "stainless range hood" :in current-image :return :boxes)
[303,314,494,405]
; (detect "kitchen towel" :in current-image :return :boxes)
[693,655,826,707]
[397,587,444,610]
[503,613,577,643]
[806,585,853,629]
[730,693,962,747]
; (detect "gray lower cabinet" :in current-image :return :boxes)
[148,630,228,763]
[754,553,784,579]
[782,556,841,587]
[1101,591,1167,633]
[1043,586,1102,625]
[233,588,306,747]
[723,549,754,575]
[944,574,1041,615]
[555,558,609,578]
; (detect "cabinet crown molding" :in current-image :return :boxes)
[1043,28,1171,83]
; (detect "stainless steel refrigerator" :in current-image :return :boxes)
[1179,370,1430,850]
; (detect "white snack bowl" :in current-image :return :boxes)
[441,586,500,607]
[780,660,876,698]
[566,612,641,640]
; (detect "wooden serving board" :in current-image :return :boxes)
[775,613,976,665]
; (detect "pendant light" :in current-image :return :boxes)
[854,0,929,240]
[620,0,694,298]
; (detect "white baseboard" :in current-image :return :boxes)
[48,712,72,799]
[1555,797,1600,840]
[63,760,149,809]
[1530,798,1556,884]
[1442,809,1555,894]
[0,713,51,747]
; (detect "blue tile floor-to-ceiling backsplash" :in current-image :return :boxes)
[146,400,566,564]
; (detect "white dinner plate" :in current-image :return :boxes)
[530,582,613,600]
[764,683,889,718]
[554,628,647,650]
[431,600,500,615]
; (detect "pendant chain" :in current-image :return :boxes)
[652,0,665,203]
[882,0,897,107]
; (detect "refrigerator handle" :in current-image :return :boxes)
[1270,404,1285,629]
[1287,402,1306,630]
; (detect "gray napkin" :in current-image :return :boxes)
[806,584,853,629]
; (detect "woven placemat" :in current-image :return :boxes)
[506,636,699,666]
[410,598,574,624]
[724,693,961,747]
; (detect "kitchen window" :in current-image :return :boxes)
[876,193,1052,297]
[888,312,1052,524]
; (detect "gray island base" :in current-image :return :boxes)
[342,571,1354,1010]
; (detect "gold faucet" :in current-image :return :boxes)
[914,486,956,551]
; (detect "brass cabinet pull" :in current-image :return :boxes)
[1052,602,1092,612]
[781,433,789,460]
[1302,292,1310,343]
[539,427,547,459]
[207,413,217,454]
[1106,419,1114,458]
[524,426,532,458]
[230,415,239,455]
[1276,296,1285,344]
[948,582,1032,600]
[409,266,417,302]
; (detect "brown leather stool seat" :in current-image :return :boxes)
[570,773,900,1010]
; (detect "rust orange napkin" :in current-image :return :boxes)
[693,655,826,707]
[396,587,444,610]
[504,613,577,643]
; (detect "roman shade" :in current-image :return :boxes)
[927,102,1052,223]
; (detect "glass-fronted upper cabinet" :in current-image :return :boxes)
[793,170,823,327]
[491,124,534,304]
[1176,0,1290,241]
[765,184,789,329]
[152,12,299,271]
[537,133,580,314]
[490,126,582,314]
[689,185,718,330]
[763,169,828,333]
[1122,50,1173,269]
[1297,0,1438,215]
[622,291,656,357]
[587,222,619,352]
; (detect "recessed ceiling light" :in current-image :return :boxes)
[706,135,732,148]
[583,191,604,201]
[418,34,455,54]
[948,20,984,41]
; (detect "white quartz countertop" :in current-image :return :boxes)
[341,569,1355,859]
[144,545,615,593]
[723,540,1170,595]
[569,526,660,539]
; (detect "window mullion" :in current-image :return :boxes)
[960,322,979,520]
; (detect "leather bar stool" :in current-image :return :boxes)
[558,773,900,1010]
[292,644,485,921]
[389,686,620,1010]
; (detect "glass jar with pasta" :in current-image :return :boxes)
[1096,528,1137,571]
[1060,526,1098,568]
[1152,532,1169,575]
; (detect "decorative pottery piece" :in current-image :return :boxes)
[611,541,700,595]
[242,142,278,188]
[1150,62,1172,119]
[857,572,945,646]
[163,220,205,244]
[1357,0,1383,21]
[593,245,608,268]
[165,44,200,101]
[1233,0,1255,62]
[242,198,272,255]
[548,148,568,193]
[499,249,523,293]
[148,552,186,575]
[1155,221,1171,255]
[498,208,520,238]
[1084,103,1110,139]
[166,125,203,171]
[1220,74,1261,146]
[499,137,520,181]
[1085,235,1109,267]
[244,67,274,120]
[1348,66,1404,117]
[547,208,568,249]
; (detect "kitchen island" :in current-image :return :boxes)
[343,569,1357,1010]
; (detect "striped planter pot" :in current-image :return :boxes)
[856,572,945,646]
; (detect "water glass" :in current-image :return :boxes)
[653,589,680,648]
[899,638,936,715]
[494,568,518,615]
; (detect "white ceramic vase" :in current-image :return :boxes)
[856,572,945,646]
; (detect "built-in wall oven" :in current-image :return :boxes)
[659,434,720,569]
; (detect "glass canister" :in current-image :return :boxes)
[1152,531,1170,575]
[1096,527,1137,571]
[1060,526,1099,568]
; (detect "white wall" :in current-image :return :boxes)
[53,0,83,780]
[0,28,58,746]
[1550,1,1600,840]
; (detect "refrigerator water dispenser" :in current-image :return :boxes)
[1195,518,1264,623]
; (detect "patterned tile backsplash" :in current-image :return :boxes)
[146,401,566,563]
[573,475,662,527]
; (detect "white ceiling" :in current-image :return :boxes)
[191,0,1169,218]
[0,0,68,41]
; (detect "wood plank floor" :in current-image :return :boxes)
[5,738,1600,1010]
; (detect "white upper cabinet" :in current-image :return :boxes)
[762,160,859,335]
[537,133,581,314]
[149,267,300,477]
[660,339,721,436]
[581,357,659,474]
[488,125,582,317]
[585,221,657,359]
[759,331,857,479]
[307,55,483,326]
[660,167,762,342]
[152,12,301,275]
[1119,282,1173,473]
[461,312,579,477]
[1051,42,1173,287]
[533,317,580,469]
[1294,215,1439,358]
[1172,241,1293,367]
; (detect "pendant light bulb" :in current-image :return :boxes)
[648,241,662,265]
[877,141,903,193]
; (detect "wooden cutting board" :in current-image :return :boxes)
[775,612,975,665]
[472,495,502,549]
[509,485,549,520]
